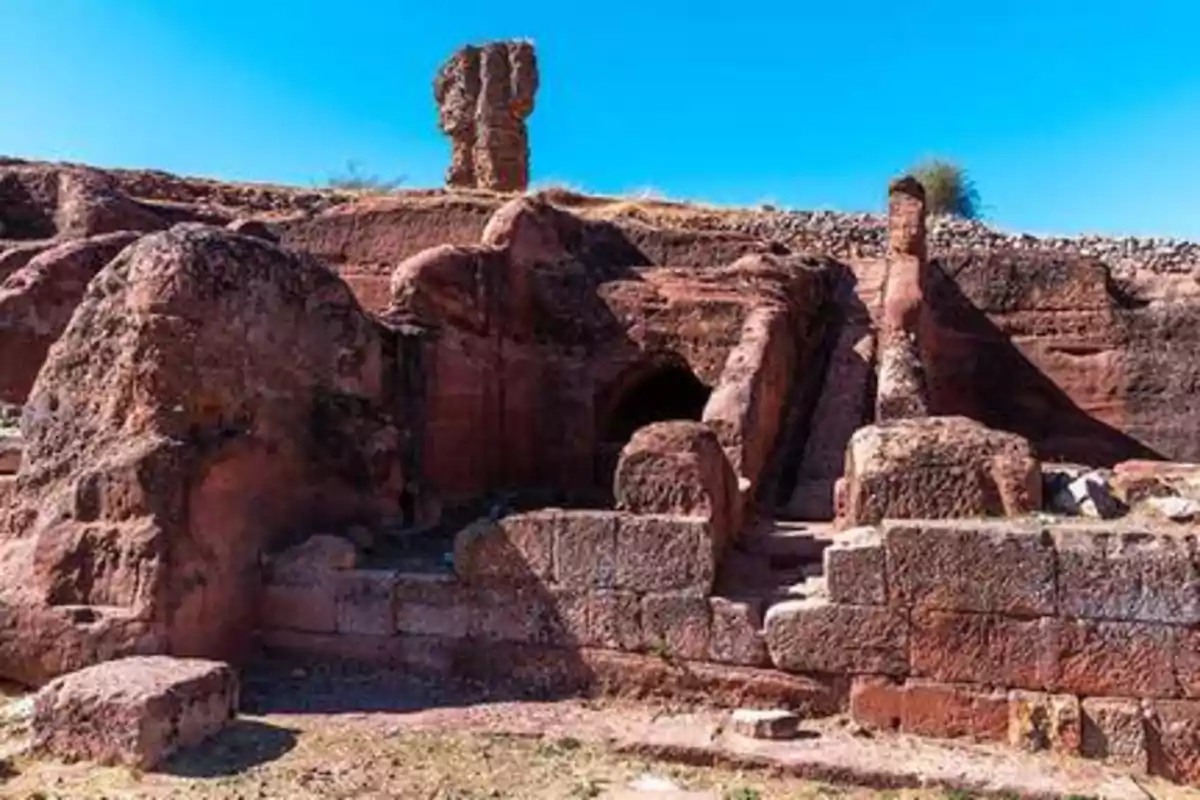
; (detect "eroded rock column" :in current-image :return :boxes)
[876,176,931,420]
[434,41,538,192]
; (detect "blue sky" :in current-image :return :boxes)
[2,1,1198,237]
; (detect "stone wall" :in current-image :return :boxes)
[765,519,1200,783]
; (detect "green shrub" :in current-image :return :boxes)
[910,159,980,219]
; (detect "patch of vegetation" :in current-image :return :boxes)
[910,159,980,220]
[725,787,763,800]
[569,777,605,798]
[323,160,406,194]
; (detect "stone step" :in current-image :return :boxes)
[739,520,837,564]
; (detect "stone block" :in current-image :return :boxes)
[1008,691,1081,755]
[1081,697,1148,770]
[1147,700,1200,785]
[550,588,590,647]
[765,598,908,676]
[554,511,617,589]
[259,629,454,673]
[842,417,1041,525]
[885,521,1055,616]
[708,597,768,667]
[32,656,238,769]
[904,680,1009,741]
[335,570,397,636]
[259,580,337,634]
[453,511,555,585]
[614,515,715,594]
[613,421,742,547]
[393,573,472,639]
[588,590,641,651]
[849,676,905,731]
[848,677,1007,741]
[823,526,885,606]
[1054,528,1200,624]
[729,709,800,740]
[910,610,1055,690]
[1053,617,1178,699]
[642,592,711,661]
[469,586,574,646]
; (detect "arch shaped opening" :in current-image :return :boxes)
[592,361,713,498]
[604,364,712,444]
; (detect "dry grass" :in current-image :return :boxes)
[0,714,947,800]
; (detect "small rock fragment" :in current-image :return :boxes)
[729,708,801,740]
[1143,496,1200,523]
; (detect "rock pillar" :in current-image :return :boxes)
[434,41,538,192]
[876,176,931,420]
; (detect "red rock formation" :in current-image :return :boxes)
[922,249,1187,464]
[434,41,538,192]
[876,176,930,420]
[0,232,140,404]
[385,196,830,509]
[0,224,404,685]
[0,163,167,242]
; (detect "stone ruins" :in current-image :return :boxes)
[2,39,1200,786]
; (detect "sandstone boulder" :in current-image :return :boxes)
[0,231,140,404]
[32,656,238,769]
[841,416,1041,525]
[0,223,403,685]
[614,421,742,548]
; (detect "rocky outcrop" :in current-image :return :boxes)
[0,163,167,242]
[0,224,404,685]
[434,41,538,192]
[0,232,140,404]
[922,248,1198,464]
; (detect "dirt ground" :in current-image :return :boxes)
[0,660,1180,800]
[0,720,951,799]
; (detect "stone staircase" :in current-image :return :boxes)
[717,519,836,604]
[776,258,887,521]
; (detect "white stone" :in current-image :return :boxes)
[729,708,801,740]
[1144,496,1200,523]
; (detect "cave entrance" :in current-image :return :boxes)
[595,361,712,494]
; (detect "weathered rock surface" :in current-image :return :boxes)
[386,195,828,502]
[434,40,538,192]
[32,656,237,768]
[614,421,742,547]
[0,223,404,684]
[923,248,1200,464]
[840,416,1041,525]
[0,163,167,242]
[0,231,140,404]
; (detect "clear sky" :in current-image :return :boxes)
[2,1,1199,237]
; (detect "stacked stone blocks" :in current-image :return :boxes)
[763,519,1200,783]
